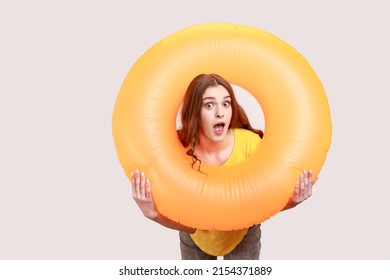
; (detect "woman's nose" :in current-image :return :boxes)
[216,105,224,118]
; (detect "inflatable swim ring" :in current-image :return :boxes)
[112,23,332,230]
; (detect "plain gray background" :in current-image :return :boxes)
[1,0,389,259]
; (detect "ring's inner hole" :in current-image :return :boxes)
[232,84,265,132]
[176,85,265,133]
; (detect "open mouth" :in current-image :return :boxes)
[213,122,225,135]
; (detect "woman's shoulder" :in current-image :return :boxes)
[231,128,261,159]
[233,128,261,148]
[233,128,261,140]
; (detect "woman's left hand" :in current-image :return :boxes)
[283,169,318,210]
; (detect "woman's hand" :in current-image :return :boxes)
[130,169,196,234]
[283,169,318,210]
[131,169,158,220]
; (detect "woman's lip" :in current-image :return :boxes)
[213,122,225,127]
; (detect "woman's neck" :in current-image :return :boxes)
[194,129,234,165]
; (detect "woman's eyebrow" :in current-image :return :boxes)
[202,95,231,101]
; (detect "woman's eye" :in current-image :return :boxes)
[223,101,230,107]
[205,103,214,109]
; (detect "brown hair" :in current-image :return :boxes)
[177,73,263,167]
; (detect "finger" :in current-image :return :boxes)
[300,172,306,200]
[304,169,309,186]
[293,180,300,202]
[145,179,152,199]
[308,169,313,197]
[135,169,141,198]
[304,170,309,199]
[131,171,136,198]
[140,171,146,199]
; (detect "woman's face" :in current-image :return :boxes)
[199,85,232,143]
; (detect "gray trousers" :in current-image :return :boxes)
[179,224,261,260]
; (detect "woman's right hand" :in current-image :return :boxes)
[131,169,196,234]
[131,169,158,220]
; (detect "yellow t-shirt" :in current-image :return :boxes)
[190,128,261,256]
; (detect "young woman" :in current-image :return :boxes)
[131,73,316,259]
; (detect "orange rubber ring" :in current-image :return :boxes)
[112,23,332,230]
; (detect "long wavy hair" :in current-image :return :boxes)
[177,73,263,168]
